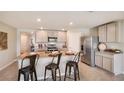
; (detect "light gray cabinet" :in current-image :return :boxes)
[95,54,113,72]
[98,25,107,42]
[35,31,67,43]
[47,31,58,37]
[116,21,124,43]
[107,23,116,42]
[58,31,67,42]
[35,31,48,42]
[95,53,113,72]
[102,57,112,72]
[95,55,103,68]
[98,22,118,42]
[95,51,123,75]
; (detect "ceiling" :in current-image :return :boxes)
[0,11,124,30]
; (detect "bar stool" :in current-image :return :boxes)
[64,52,81,81]
[44,53,62,81]
[18,54,39,81]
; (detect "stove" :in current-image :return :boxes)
[47,43,58,51]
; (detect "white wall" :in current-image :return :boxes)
[17,29,34,56]
[67,28,89,52]
[20,32,31,54]
[0,21,17,70]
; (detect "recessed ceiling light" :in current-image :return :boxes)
[62,28,65,31]
[88,11,94,13]
[40,26,43,29]
[37,18,41,22]
[31,32,34,34]
[69,22,73,25]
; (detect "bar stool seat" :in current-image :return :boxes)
[66,61,77,66]
[45,63,58,69]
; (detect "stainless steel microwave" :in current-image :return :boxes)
[48,37,57,42]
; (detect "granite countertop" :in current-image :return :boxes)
[19,51,75,59]
[95,50,123,55]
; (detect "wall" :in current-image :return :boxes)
[20,32,31,53]
[0,21,17,70]
[67,28,89,52]
[17,29,34,56]
[106,43,124,52]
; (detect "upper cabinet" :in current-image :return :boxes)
[98,22,119,43]
[35,31,48,42]
[98,25,107,42]
[116,21,124,43]
[35,30,67,43]
[58,31,67,42]
[106,23,116,42]
[47,31,58,37]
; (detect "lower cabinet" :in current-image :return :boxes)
[95,51,123,75]
[95,55,103,68]
[102,57,112,72]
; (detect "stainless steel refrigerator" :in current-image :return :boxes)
[83,36,98,66]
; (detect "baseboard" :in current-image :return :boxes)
[0,59,16,71]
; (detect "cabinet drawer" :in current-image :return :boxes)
[103,57,112,72]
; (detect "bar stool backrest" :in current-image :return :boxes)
[21,54,39,70]
[56,53,62,66]
[72,52,81,63]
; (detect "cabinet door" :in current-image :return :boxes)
[107,23,116,42]
[58,31,67,42]
[95,55,103,68]
[35,31,47,42]
[42,31,48,42]
[116,21,124,43]
[103,57,112,72]
[98,25,107,42]
[47,31,58,37]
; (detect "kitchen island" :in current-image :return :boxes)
[17,51,74,80]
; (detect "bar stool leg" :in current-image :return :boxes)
[18,71,21,81]
[51,69,55,81]
[34,69,37,81]
[58,68,61,81]
[64,64,68,81]
[44,68,47,81]
[54,69,56,81]
[69,66,71,77]
[76,64,80,80]
[73,65,77,81]
[30,73,33,81]
[24,72,29,81]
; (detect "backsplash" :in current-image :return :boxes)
[106,43,124,52]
